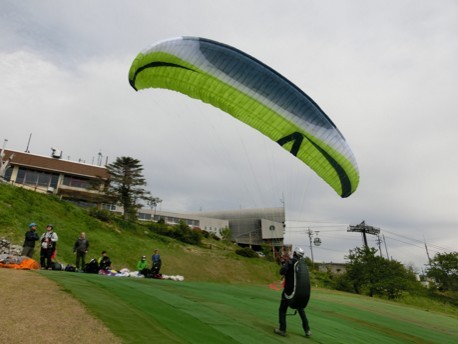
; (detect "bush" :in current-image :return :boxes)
[88,208,113,223]
[343,247,421,299]
[235,247,259,258]
[148,220,203,246]
[210,233,220,241]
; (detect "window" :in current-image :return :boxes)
[15,168,26,184]
[14,167,58,188]
[62,175,91,189]
[2,167,12,181]
[138,213,152,220]
[102,204,117,211]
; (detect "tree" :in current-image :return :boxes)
[427,252,458,291]
[219,227,232,241]
[343,247,418,299]
[105,156,152,221]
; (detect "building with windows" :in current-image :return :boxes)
[103,204,229,238]
[192,207,285,248]
[136,208,229,238]
[1,148,284,245]
[1,149,109,205]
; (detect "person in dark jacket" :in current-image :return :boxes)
[274,247,311,338]
[73,232,90,270]
[22,223,39,258]
[151,248,162,274]
[98,251,112,271]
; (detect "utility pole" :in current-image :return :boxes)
[383,234,390,260]
[306,227,314,267]
[347,220,380,249]
[424,237,432,265]
[375,235,383,257]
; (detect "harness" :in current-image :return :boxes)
[284,258,311,310]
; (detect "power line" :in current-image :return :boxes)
[382,229,455,252]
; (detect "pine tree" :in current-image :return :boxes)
[105,156,152,221]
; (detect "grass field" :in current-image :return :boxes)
[2,183,458,343]
[42,271,458,344]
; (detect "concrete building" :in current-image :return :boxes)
[317,262,347,275]
[192,207,285,247]
[137,208,229,238]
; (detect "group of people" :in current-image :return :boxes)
[21,222,94,270]
[136,249,162,278]
[22,222,58,270]
[21,222,161,277]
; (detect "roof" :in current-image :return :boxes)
[2,149,109,179]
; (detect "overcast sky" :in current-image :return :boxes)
[1,0,457,270]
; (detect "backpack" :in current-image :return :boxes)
[284,258,311,309]
[65,264,76,272]
[52,262,64,271]
[84,258,99,274]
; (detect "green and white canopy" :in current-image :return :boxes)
[129,36,359,197]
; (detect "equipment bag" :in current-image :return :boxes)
[284,259,311,309]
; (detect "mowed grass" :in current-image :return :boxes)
[42,271,458,344]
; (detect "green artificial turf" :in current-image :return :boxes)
[41,271,458,344]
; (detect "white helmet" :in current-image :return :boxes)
[293,247,304,258]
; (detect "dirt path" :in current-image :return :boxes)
[0,268,122,344]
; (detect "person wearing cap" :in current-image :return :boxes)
[73,232,90,271]
[274,246,311,338]
[22,223,40,258]
[136,255,149,277]
[39,224,58,269]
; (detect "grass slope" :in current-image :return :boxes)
[0,183,277,283]
[2,183,458,343]
[43,271,458,344]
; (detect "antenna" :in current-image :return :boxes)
[97,151,103,166]
[25,133,32,153]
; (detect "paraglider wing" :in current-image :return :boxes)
[129,36,359,197]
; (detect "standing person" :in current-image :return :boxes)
[98,251,112,271]
[136,255,149,277]
[22,223,39,258]
[274,247,311,338]
[73,232,90,271]
[39,224,58,269]
[151,249,162,275]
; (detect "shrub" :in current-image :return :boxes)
[148,220,203,245]
[235,247,258,258]
[88,208,113,223]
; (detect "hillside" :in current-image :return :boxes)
[0,183,279,283]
